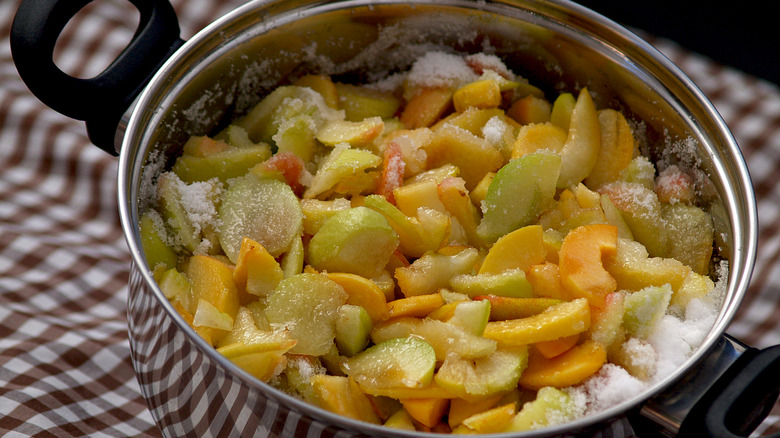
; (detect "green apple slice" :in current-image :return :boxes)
[265,273,348,356]
[307,206,399,279]
[447,299,491,336]
[450,269,534,299]
[340,336,436,390]
[371,317,496,360]
[476,151,561,244]
[218,173,303,263]
[505,386,581,431]
[623,284,673,338]
[434,347,528,400]
[335,304,373,357]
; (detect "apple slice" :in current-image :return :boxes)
[340,336,437,390]
[550,92,576,131]
[265,273,348,356]
[335,304,373,357]
[505,386,581,431]
[335,82,401,122]
[584,109,636,189]
[363,194,450,258]
[454,402,517,434]
[316,117,385,148]
[476,151,561,244]
[325,272,389,323]
[434,347,528,401]
[139,210,178,272]
[371,317,496,360]
[449,270,533,299]
[623,284,673,338]
[301,198,352,235]
[218,173,302,262]
[217,306,291,348]
[394,248,479,297]
[384,408,416,430]
[216,339,296,382]
[557,87,601,188]
[232,237,284,301]
[307,207,399,279]
[446,299,491,336]
[304,144,382,199]
[171,144,272,184]
[474,295,564,321]
[309,375,381,424]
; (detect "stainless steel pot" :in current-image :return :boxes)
[11,0,779,436]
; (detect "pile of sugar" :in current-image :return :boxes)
[565,260,727,420]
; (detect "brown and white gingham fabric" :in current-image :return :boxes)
[1,0,779,436]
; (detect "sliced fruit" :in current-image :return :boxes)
[171,144,272,184]
[511,122,567,160]
[401,87,454,129]
[449,270,533,299]
[325,272,389,322]
[476,151,561,244]
[301,198,352,235]
[453,79,502,113]
[585,291,626,350]
[393,178,447,217]
[518,340,607,390]
[384,408,417,430]
[435,347,528,401]
[218,173,302,262]
[309,375,381,424]
[336,82,401,122]
[557,88,600,188]
[362,382,457,400]
[316,117,385,147]
[187,255,240,344]
[672,271,715,310]
[293,74,339,109]
[479,225,546,274]
[139,210,178,271]
[423,124,504,190]
[549,93,576,131]
[455,402,517,434]
[505,386,580,431]
[474,295,564,321]
[233,237,284,301]
[482,298,591,347]
[400,398,449,428]
[386,293,445,319]
[335,304,373,357]
[216,339,295,382]
[265,273,348,356]
[583,109,636,189]
[304,144,382,199]
[527,262,572,301]
[307,206,399,279]
[448,395,503,429]
[217,306,290,348]
[446,299,491,336]
[507,94,552,125]
[623,284,673,338]
[598,181,668,257]
[605,238,691,294]
[661,203,714,275]
[535,333,580,359]
[394,248,479,297]
[558,224,618,309]
[364,194,450,258]
[371,317,497,360]
[340,336,437,390]
[437,176,484,248]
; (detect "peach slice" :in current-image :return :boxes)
[325,272,389,323]
[423,124,504,190]
[605,237,691,294]
[452,79,502,113]
[584,109,636,189]
[233,237,284,301]
[479,225,546,274]
[432,107,504,135]
[510,122,567,160]
[557,88,601,189]
[400,398,449,428]
[187,255,240,345]
[482,298,591,347]
[310,375,381,424]
[527,262,572,301]
[558,224,618,309]
[507,94,552,125]
[293,74,339,109]
[393,179,447,217]
[384,408,416,430]
[518,340,607,390]
[401,87,454,129]
[473,295,564,321]
[454,402,517,434]
[535,333,580,359]
[438,176,484,248]
[448,395,503,428]
[216,339,296,382]
[386,293,445,319]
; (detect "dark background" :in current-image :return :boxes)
[574,1,780,86]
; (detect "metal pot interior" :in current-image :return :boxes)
[118,0,757,436]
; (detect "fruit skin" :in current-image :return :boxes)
[558,224,618,309]
[482,298,591,347]
[307,207,399,279]
[476,151,561,244]
[449,270,534,299]
[518,340,607,390]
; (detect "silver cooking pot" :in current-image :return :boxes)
[11,0,780,436]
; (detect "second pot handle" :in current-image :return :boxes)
[10,0,184,155]
[679,344,780,437]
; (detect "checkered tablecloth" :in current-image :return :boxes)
[1,0,779,436]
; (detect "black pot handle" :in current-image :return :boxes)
[10,0,184,155]
[679,344,780,437]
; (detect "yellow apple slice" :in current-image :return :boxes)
[557,87,601,188]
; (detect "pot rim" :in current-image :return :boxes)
[117,0,758,435]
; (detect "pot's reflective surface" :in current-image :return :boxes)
[119,0,757,436]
